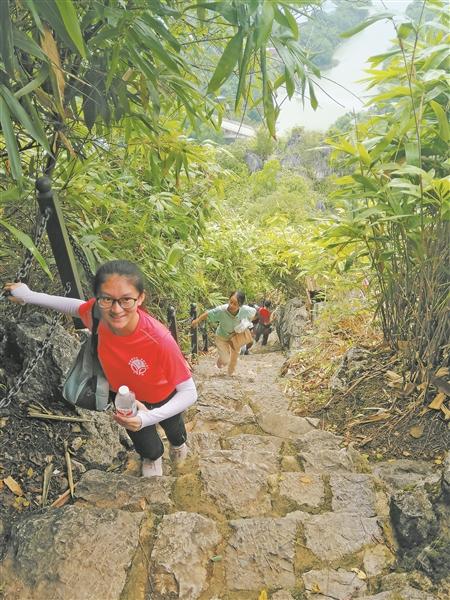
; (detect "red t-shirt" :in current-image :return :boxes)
[258,307,271,325]
[79,299,191,404]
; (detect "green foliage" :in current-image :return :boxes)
[251,127,276,161]
[0,0,322,188]
[324,2,450,375]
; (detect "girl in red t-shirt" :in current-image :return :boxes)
[4,260,197,478]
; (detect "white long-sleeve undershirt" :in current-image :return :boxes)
[137,377,197,429]
[10,283,84,316]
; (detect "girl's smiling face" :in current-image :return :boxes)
[97,274,145,335]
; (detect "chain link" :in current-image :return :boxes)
[0,205,69,409]
[68,233,94,280]
[0,282,72,410]
[0,208,52,303]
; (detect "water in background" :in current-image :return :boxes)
[276,0,409,134]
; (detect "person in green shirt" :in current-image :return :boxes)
[191,291,256,376]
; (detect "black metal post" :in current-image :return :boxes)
[167,306,178,343]
[200,324,209,352]
[190,303,198,356]
[36,177,84,329]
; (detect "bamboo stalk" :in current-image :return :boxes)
[64,441,75,498]
[29,400,51,414]
[28,411,92,423]
[50,483,78,508]
[42,462,53,507]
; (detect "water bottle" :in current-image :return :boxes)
[115,385,137,417]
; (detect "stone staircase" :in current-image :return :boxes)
[0,350,446,599]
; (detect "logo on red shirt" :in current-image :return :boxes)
[129,357,149,376]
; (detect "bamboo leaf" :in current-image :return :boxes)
[308,81,318,110]
[208,30,243,93]
[22,0,44,33]
[0,187,21,202]
[34,0,77,52]
[0,0,15,77]
[256,1,274,49]
[370,86,412,104]
[341,13,393,38]
[14,64,50,99]
[12,29,47,60]
[54,0,87,58]
[235,34,254,111]
[40,25,65,119]
[0,219,52,278]
[167,244,184,267]
[357,143,371,166]
[430,100,449,142]
[0,98,23,182]
[0,85,51,153]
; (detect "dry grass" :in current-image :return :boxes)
[284,306,449,461]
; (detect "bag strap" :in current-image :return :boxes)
[91,302,101,355]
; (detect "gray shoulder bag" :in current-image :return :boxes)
[62,302,110,411]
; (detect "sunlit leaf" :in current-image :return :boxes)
[207,30,243,93]
[54,0,87,57]
[341,13,393,38]
[0,98,23,182]
[0,219,52,279]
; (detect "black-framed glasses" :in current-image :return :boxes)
[96,296,138,309]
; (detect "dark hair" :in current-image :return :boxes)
[93,260,145,296]
[263,300,272,308]
[229,290,246,306]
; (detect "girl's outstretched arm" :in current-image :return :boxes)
[3,282,84,316]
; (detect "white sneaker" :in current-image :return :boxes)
[170,443,188,463]
[141,457,163,477]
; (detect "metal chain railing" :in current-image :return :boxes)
[68,233,94,282]
[0,205,78,410]
[167,304,210,357]
[0,208,52,303]
[0,283,72,410]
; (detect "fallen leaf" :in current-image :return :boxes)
[27,467,34,477]
[441,405,450,421]
[409,425,424,438]
[386,370,402,382]
[428,393,446,410]
[402,451,411,457]
[434,457,443,465]
[258,591,268,600]
[299,476,312,484]
[139,498,147,511]
[3,476,24,496]
[14,496,30,510]
[435,367,449,378]
[311,582,321,593]
[351,567,367,580]
[210,555,222,562]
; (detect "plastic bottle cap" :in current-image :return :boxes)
[118,385,129,395]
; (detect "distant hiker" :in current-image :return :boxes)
[4,260,197,478]
[255,300,273,346]
[191,291,256,376]
[240,303,259,355]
